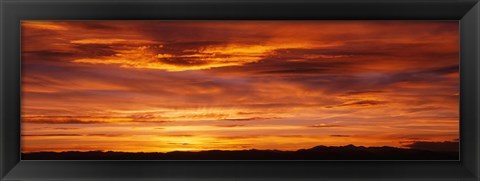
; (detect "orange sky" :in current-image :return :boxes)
[21,21,459,153]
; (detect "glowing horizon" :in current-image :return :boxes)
[21,21,459,153]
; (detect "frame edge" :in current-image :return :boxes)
[0,0,5,179]
[461,1,480,180]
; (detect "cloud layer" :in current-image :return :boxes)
[21,21,459,153]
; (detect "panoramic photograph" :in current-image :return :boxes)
[21,21,459,160]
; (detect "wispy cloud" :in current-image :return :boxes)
[308,124,344,128]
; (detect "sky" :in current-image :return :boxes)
[21,21,459,153]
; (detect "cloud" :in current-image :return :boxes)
[22,134,82,137]
[23,51,77,61]
[404,141,459,152]
[70,38,131,45]
[51,127,80,130]
[381,65,459,86]
[216,135,263,140]
[22,116,132,124]
[336,100,388,107]
[167,143,192,145]
[164,134,195,137]
[71,44,118,57]
[22,22,68,30]
[405,106,444,113]
[343,90,386,95]
[72,22,118,30]
[214,125,245,127]
[330,135,352,137]
[220,117,280,122]
[22,133,123,137]
[324,99,388,109]
[307,124,344,128]
[70,42,273,72]
[23,118,105,124]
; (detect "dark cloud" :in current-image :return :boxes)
[343,90,386,95]
[272,47,386,58]
[424,65,459,75]
[72,44,118,57]
[73,22,119,30]
[134,22,274,43]
[336,100,387,107]
[23,51,77,61]
[258,67,334,75]
[385,65,459,84]
[404,141,459,152]
[330,135,351,137]
[318,40,458,61]
[210,51,350,76]
[405,106,443,113]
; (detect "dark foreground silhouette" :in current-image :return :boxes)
[22,145,458,160]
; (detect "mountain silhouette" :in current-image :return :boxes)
[22,144,458,160]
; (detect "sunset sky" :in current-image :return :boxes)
[21,21,459,153]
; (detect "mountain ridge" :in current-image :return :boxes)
[22,144,459,160]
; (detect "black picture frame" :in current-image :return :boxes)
[1,0,479,180]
